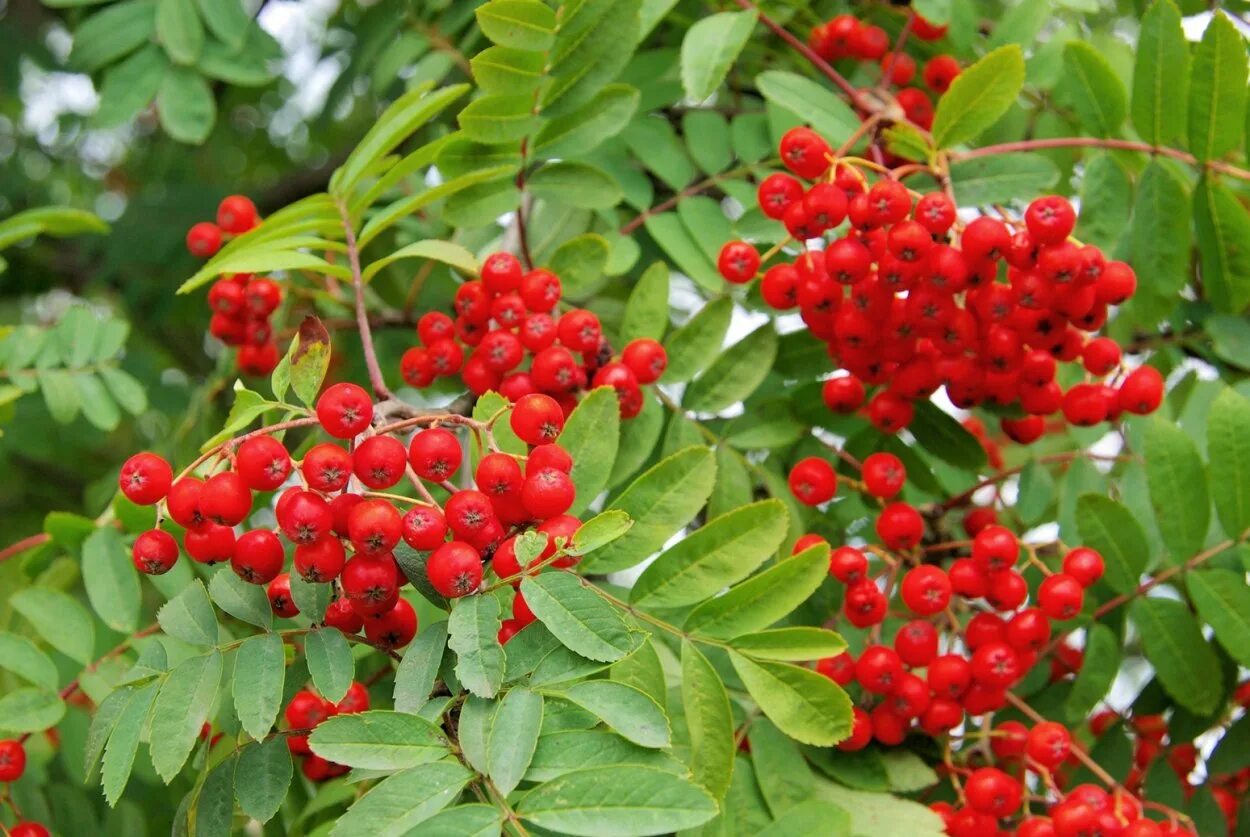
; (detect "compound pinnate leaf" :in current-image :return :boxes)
[680,10,757,102]
[305,627,354,704]
[150,650,223,782]
[931,45,1024,149]
[448,593,506,698]
[519,572,634,662]
[730,652,852,747]
[1130,597,1223,716]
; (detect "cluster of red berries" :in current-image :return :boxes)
[119,381,585,651]
[401,252,667,418]
[807,11,961,130]
[284,682,369,781]
[0,740,47,837]
[185,195,284,376]
[718,127,1164,438]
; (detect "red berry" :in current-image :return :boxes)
[855,645,902,694]
[788,457,837,505]
[1026,720,1072,768]
[875,502,924,550]
[816,652,855,685]
[1117,366,1164,415]
[303,443,352,493]
[922,54,961,93]
[337,681,370,714]
[498,619,522,645]
[756,173,804,219]
[119,452,174,505]
[861,452,906,498]
[0,739,27,782]
[347,499,402,557]
[481,252,523,294]
[894,620,938,667]
[401,505,449,551]
[352,435,407,489]
[428,541,483,598]
[528,444,573,474]
[408,427,462,482]
[200,471,253,526]
[986,569,1028,611]
[828,546,867,584]
[522,468,576,519]
[622,338,667,384]
[277,490,332,545]
[316,383,373,439]
[965,767,1021,817]
[822,376,865,412]
[324,597,364,634]
[217,195,258,233]
[971,525,1018,574]
[365,598,418,650]
[880,52,916,86]
[927,654,972,699]
[520,269,562,312]
[778,127,832,180]
[1062,547,1104,587]
[717,241,760,283]
[948,557,987,598]
[184,523,235,564]
[132,529,179,575]
[844,580,887,627]
[1025,196,1077,245]
[971,641,1022,689]
[511,394,565,445]
[592,362,644,419]
[294,537,346,583]
[10,824,50,837]
[341,556,400,617]
[837,707,872,752]
[232,529,285,584]
[849,23,888,59]
[899,565,951,616]
[236,436,292,491]
[267,573,299,618]
[186,222,222,257]
[1038,573,1084,620]
[285,690,331,729]
[556,309,602,354]
[1082,337,1121,376]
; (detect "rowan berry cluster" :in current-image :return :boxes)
[718,126,1164,439]
[401,252,667,419]
[807,11,962,130]
[186,195,284,376]
[0,740,46,836]
[284,682,369,781]
[119,382,583,653]
[787,448,1197,835]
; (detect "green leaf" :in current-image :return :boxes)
[560,680,669,748]
[532,84,640,159]
[0,687,65,734]
[268,315,331,406]
[82,527,141,633]
[102,682,158,806]
[684,110,732,174]
[731,627,847,662]
[1189,569,1250,669]
[289,573,331,622]
[680,10,756,101]
[1208,315,1250,369]
[1142,416,1210,559]
[150,650,223,782]
[475,0,556,51]
[38,369,81,423]
[305,627,354,704]
[11,587,96,665]
[1130,597,1223,716]
[448,594,506,698]
[632,500,788,608]
[1129,159,1191,304]
[570,510,634,556]
[232,632,286,741]
[756,70,860,145]
[234,738,292,823]
[362,240,478,283]
[620,262,670,344]
[99,366,148,416]
[472,45,546,95]
[69,0,157,73]
[488,687,543,795]
[517,765,718,834]
[208,568,273,629]
[528,162,623,209]
[196,34,276,86]
[458,94,541,143]
[0,632,59,691]
[418,805,504,837]
[549,233,611,298]
[541,0,641,117]
[750,717,812,815]
[757,800,852,837]
[730,653,851,747]
[519,572,634,661]
[329,762,474,837]
[309,711,449,770]
[1208,389,1250,538]
[681,641,734,803]
[948,153,1059,206]
[1060,41,1126,136]
[662,297,733,383]
[559,388,621,515]
[195,0,248,49]
[1077,152,1133,251]
[909,401,986,471]
[644,214,720,292]
[684,544,829,639]
[581,446,717,574]
[683,324,777,414]
[1188,12,1247,162]
[527,729,684,782]
[1194,175,1250,314]
[1132,0,1190,147]
[931,45,1024,149]
[458,696,495,774]
[1064,624,1120,722]
[156,65,215,144]
[1075,495,1150,595]
[75,371,122,431]
[155,0,204,65]
[813,781,941,836]
[393,620,448,713]
[94,45,167,128]
[157,579,218,646]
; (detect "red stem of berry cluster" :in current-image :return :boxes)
[0,533,50,564]
[336,200,393,401]
[1091,530,1250,618]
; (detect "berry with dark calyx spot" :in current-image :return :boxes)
[556,309,602,354]
[302,443,352,493]
[895,620,939,668]
[828,546,867,584]
[855,645,903,694]
[232,529,285,584]
[341,555,400,617]
[184,523,236,564]
[971,525,1019,574]
[816,652,855,685]
[186,222,223,257]
[351,435,407,489]
[0,739,27,782]
[779,127,832,180]
[324,597,364,634]
[1038,573,1085,620]
[511,393,565,445]
[621,338,667,384]
[788,457,837,506]
[200,471,253,526]
[1062,547,1105,587]
[401,504,448,551]
[521,467,576,519]
[236,436,291,491]
[964,767,1021,817]
[10,824,51,837]
[267,573,300,618]
[277,490,332,545]
[592,362,643,419]
[822,375,865,413]
[481,252,523,294]
[294,537,346,583]
[900,565,951,616]
[520,269,562,312]
[316,383,374,439]
[119,452,174,505]
[1117,365,1164,415]
[365,598,417,650]
[428,541,484,598]
[347,499,402,557]
[408,427,463,482]
[875,502,924,550]
[1027,720,1072,769]
[132,529,179,575]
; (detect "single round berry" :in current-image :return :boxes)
[267,573,300,618]
[302,443,353,493]
[788,457,837,506]
[1026,720,1072,768]
[316,383,374,439]
[352,435,407,489]
[964,767,1021,817]
[899,565,951,616]
[409,427,463,482]
[837,707,873,752]
[119,452,174,506]
[132,529,179,575]
[876,502,924,550]
[401,505,448,551]
[1038,573,1085,620]
[232,529,285,584]
[622,338,667,384]
[347,499,403,557]
[0,739,27,782]
[481,251,523,294]
[217,195,258,233]
[236,436,292,491]
[200,471,253,526]
[428,541,484,598]
[341,556,400,617]
[521,467,576,519]
[855,645,902,694]
[277,490,332,545]
[1062,547,1105,587]
[324,597,364,634]
[365,599,418,650]
[294,537,347,583]
[184,523,236,564]
[511,394,565,445]
[971,525,1018,574]
[861,452,906,498]
[186,222,223,257]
